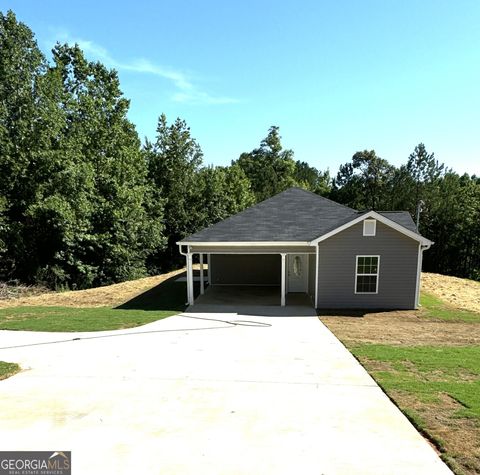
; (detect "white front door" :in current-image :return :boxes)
[287,254,308,292]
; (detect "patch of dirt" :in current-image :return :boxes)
[359,359,396,372]
[321,310,480,346]
[0,268,191,309]
[387,391,480,475]
[422,272,480,313]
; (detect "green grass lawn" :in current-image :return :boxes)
[351,345,480,420]
[0,279,195,332]
[420,292,480,323]
[0,306,177,332]
[0,361,20,380]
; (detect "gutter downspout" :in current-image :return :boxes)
[415,242,432,309]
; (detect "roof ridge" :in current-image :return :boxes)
[377,210,410,213]
[356,210,410,214]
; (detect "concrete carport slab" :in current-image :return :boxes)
[192,284,315,315]
[0,312,451,474]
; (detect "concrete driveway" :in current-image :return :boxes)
[0,310,451,475]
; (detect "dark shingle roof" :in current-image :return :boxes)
[181,187,420,243]
[377,212,417,233]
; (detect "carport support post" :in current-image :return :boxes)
[281,253,286,307]
[199,253,204,295]
[315,244,319,308]
[207,254,211,284]
[186,251,194,306]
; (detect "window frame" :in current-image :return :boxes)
[354,255,380,294]
[363,219,377,236]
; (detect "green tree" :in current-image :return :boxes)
[407,143,444,211]
[145,114,203,271]
[46,43,165,287]
[0,10,56,282]
[421,173,480,279]
[331,150,395,210]
[402,143,445,229]
[352,150,396,209]
[223,163,256,213]
[234,126,299,202]
[330,162,365,209]
[0,196,7,258]
[294,161,331,195]
[0,12,164,288]
[197,164,255,228]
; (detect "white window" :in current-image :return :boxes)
[355,255,380,294]
[363,219,376,236]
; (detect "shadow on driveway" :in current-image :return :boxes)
[116,271,200,312]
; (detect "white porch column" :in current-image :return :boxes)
[315,244,319,308]
[207,254,212,284]
[186,252,194,306]
[281,253,286,307]
[199,253,204,295]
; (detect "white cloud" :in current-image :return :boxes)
[47,32,238,105]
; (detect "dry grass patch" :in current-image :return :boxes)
[390,391,480,475]
[422,272,480,313]
[0,268,190,309]
[0,282,50,300]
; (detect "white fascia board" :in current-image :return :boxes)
[177,241,312,246]
[309,211,433,246]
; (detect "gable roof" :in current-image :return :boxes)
[179,187,431,245]
[310,210,431,246]
[182,187,356,243]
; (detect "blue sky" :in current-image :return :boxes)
[4,0,480,175]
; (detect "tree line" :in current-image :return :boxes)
[1,11,479,289]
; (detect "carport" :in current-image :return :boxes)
[178,245,316,308]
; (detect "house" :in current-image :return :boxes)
[177,187,432,309]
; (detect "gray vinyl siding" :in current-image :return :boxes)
[308,254,316,300]
[317,222,419,309]
[211,255,281,285]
